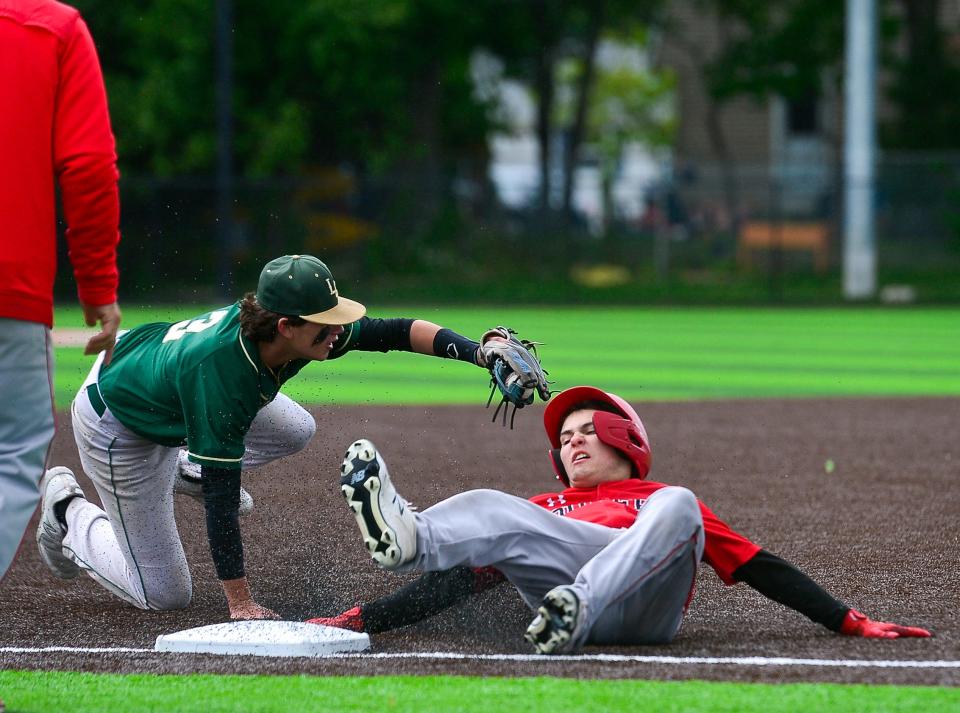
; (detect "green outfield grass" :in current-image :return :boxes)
[2,670,958,713]
[51,305,960,408]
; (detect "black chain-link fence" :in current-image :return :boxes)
[54,154,960,304]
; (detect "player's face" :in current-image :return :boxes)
[281,320,344,361]
[558,409,632,488]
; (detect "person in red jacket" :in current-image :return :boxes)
[320,386,931,653]
[0,0,121,582]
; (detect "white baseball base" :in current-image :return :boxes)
[154,621,370,657]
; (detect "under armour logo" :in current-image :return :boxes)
[446,343,459,359]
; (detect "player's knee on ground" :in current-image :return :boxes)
[143,578,192,611]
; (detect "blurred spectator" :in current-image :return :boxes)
[639,196,667,235]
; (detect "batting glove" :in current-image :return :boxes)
[839,609,931,639]
[306,605,365,632]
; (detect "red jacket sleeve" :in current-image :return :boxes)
[54,15,120,307]
[698,499,761,585]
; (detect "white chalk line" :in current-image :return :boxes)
[1,647,958,669]
[0,647,150,654]
[346,653,960,669]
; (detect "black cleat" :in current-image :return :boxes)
[524,586,587,654]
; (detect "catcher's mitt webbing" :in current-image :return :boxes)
[480,326,551,428]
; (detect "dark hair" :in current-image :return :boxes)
[239,292,306,342]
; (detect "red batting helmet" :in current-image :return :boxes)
[543,385,651,486]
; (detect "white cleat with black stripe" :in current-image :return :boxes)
[340,439,417,569]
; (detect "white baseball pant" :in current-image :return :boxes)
[61,356,315,610]
[398,486,705,645]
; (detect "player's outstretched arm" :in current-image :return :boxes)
[732,549,931,637]
[410,320,481,362]
[308,566,504,633]
[341,317,549,425]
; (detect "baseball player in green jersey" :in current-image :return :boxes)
[35,254,544,619]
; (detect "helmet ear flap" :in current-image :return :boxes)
[548,448,570,486]
[592,410,652,479]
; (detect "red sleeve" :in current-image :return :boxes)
[54,15,120,307]
[698,499,761,585]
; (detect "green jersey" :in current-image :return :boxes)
[97,303,312,469]
[96,306,419,469]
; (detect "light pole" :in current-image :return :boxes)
[843,0,878,299]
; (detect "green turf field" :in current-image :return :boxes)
[21,304,958,710]
[2,670,958,713]
[50,305,960,408]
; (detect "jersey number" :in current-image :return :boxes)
[163,310,229,342]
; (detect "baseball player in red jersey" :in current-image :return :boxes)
[321,386,931,652]
[0,0,122,583]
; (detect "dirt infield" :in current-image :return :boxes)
[1,398,958,685]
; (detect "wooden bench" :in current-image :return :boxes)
[737,221,829,272]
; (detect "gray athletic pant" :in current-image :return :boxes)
[60,355,316,610]
[399,486,705,646]
[0,319,55,582]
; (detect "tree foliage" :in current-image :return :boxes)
[882,0,960,149]
[693,0,960,150]
[76,0,504,177]
[701,0,845,104]
[72,0,960,184]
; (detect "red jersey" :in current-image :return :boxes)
[0,0,119,327]
[528,479,761,585]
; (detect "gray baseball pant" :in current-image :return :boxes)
[60,356,315,609]
[0,319,55,582]
[398,486,705,646]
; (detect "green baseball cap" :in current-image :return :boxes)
[256,255,366,325]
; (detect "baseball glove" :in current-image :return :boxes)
[478,326,552,427]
